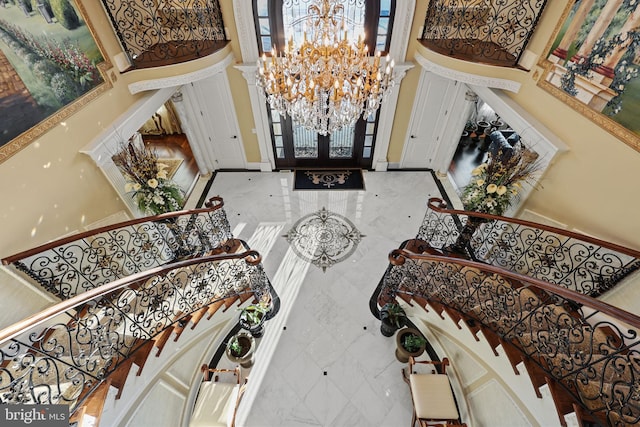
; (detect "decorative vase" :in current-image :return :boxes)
[490,119,504,129]
[476,120,490,137]
[226,332,255,368]
[380,303,407,337]
[395,327,427,363]
[239,308,266,338]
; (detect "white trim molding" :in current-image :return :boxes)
[373,62,414,171]
[414,52,522,93]
[127,53,235,94]
[235,63,276,171]
[81,87,178,217]
[233,0,260,63]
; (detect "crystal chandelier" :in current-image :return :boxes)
[256,0,395,136]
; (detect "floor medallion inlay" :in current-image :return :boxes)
[285,207,364,271]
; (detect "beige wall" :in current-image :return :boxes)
[220,0,262,163]
[0,1,142,257]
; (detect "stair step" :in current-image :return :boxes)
[221,295,240,311]
[207,299,226,319]
[479,327,501,357]
[130,340,155,376]
[520,357,547,398]
[238,292,254,304]
[411,295,429,309]
[545,376,575,427]
[108,359,135,400]
[443,306,463,329]
[189,307,209,329]
[499,337,523,376]
[173,315,191,342]
[426,300,446,320]
[154,327,175,356]
[69,379,111,427]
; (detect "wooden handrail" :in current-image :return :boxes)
[0,249,260,344]
[427,197,640,258]
[390,248,640,329]
[1,196,225,265]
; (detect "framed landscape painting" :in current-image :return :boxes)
[538,0,640,153]
[0,0,110,163]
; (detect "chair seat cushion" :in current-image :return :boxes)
[189,382,239,427]
[409,373,459,420]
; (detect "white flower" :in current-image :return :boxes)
[476,179,485,187]
[496,185,508,195]
[133,183,142,191]
[486,184,498,193]
[471,167,483,176]
[147,178,159,188]
[153,194,165,205]
[156,170,168,179]
[125,182,135,192]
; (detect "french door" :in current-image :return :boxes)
[269,109,378,169]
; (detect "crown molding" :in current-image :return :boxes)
[127,53,235,95]
[414,52,521,93]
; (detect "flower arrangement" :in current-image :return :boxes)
[460,137,541,216]
[112,139,184,216]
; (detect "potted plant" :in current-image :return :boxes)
[379,302,407,337]
[239,300,270,338]
[476,119,490,137]
[395,327,427,363]
[226,331,255,368]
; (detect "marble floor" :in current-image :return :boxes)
[203,171,450,427]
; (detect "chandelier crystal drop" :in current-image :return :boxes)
[256,0,395,136]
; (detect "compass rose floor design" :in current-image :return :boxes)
[285,207,364,271]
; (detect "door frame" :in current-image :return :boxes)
[271,112,371,170]
[233,0,416,171]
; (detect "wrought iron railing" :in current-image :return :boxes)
[417,198,640,298]
[2,197,234,300]
[420,0,547,67]
[381,247,640,426]
[101,0,227,68]
[0,249,273,415]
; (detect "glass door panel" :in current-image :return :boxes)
[269,107,374,169]
[293,124,319,158]
[329,124,355,159]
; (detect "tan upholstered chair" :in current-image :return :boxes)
[189,365,247,427]
[402,357,464,427]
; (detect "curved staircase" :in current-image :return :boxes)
[377,198,640,426]
[0,198,278,426]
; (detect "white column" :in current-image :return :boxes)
[372,63,413,171]
[236,64,275,171]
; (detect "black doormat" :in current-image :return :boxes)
[294,169,365,190]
